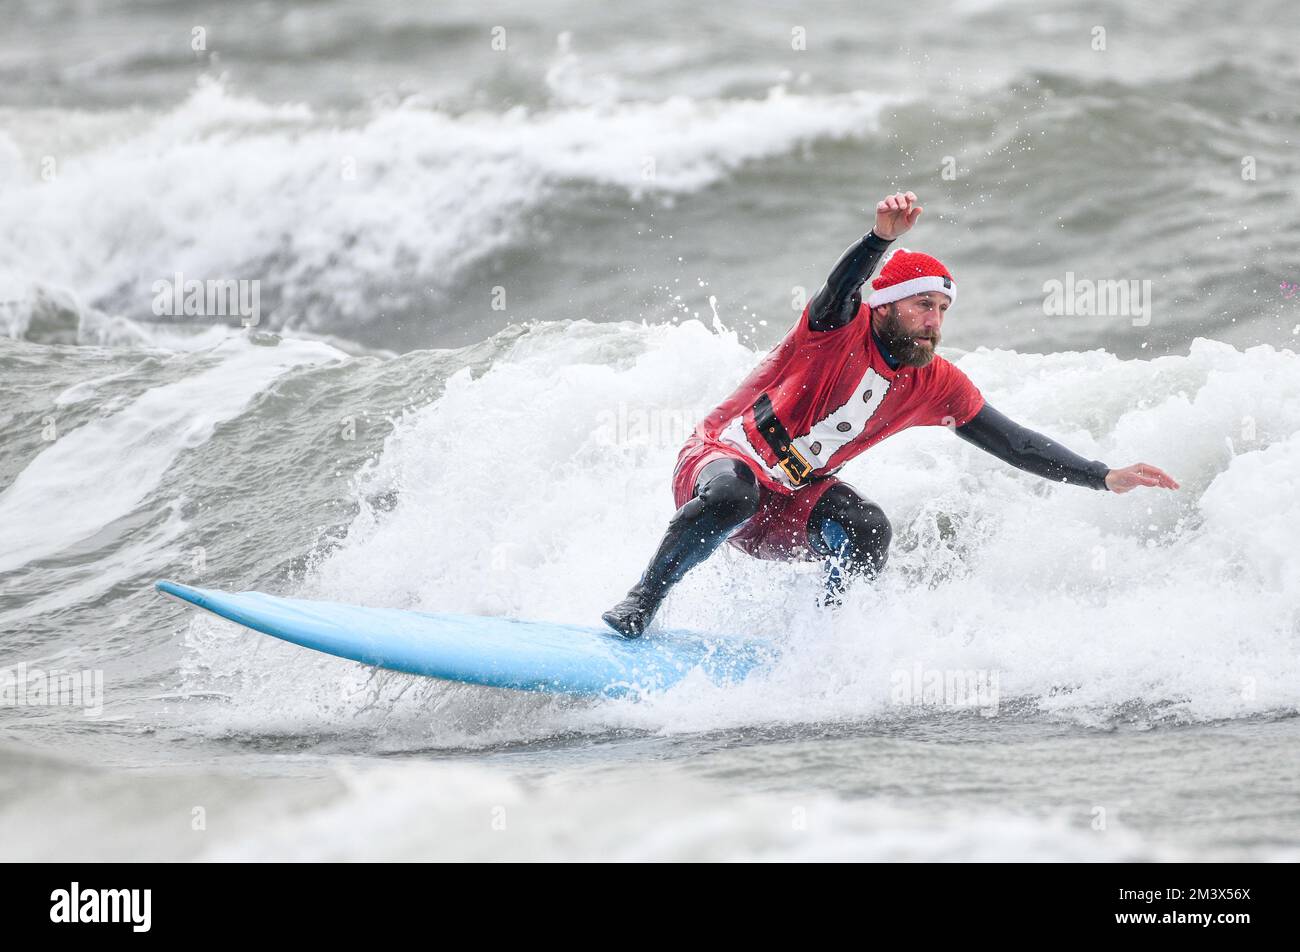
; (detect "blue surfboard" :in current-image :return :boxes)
[156,580,774,698]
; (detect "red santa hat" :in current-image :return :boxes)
[867,249,956,308]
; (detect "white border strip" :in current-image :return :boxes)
[866,275,955,308]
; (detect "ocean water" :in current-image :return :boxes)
[2,0,1298,861]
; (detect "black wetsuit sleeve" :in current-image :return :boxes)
[955,403,1112,491]
[807,230,894,332]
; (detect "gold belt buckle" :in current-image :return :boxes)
[778,443,813,485]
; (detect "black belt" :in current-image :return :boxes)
[753,394,813,486]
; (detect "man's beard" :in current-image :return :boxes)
[874,304,940,368]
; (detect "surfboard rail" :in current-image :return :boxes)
[156,579,774,698]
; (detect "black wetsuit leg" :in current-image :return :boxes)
[601,459,760,638]
[806,483,892,603]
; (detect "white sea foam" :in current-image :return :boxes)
[196,761,1162,862]
[0,746,1171,862]
[178,322,1300,738]
[0,80,891,336]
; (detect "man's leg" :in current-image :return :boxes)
[601,459,760,638]
[806,483,892,604]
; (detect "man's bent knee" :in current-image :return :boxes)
[698,472,760,522]
[692,460,760,523]
[810,484,892,572]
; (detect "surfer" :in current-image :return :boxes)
[602,191,1180,638]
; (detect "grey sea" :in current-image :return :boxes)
[2,0,1298,861]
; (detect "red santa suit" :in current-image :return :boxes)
[671,298,984,561]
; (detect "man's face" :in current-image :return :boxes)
[871,291,950,368]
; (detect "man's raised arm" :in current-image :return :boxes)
[807,192,921,332]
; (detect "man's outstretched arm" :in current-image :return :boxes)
[955,403,1180,494]
[807,192,922,332]
[955,403,1110,489]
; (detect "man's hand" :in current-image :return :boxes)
[1104,463,1180,494]
[874,191,922,241]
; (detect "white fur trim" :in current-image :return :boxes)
[866,274,955,308]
